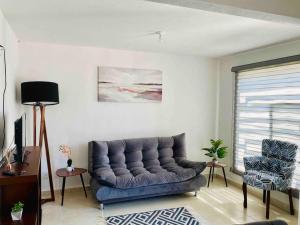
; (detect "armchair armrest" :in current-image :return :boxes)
[279,165,296,179]
[244,156,264,171]
[176,158,206,174]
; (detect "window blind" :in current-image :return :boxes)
[234,62,300,188]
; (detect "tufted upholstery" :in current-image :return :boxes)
[89,133,206,189]
[243,139,298,191]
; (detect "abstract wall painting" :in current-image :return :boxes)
[98,66,162,103]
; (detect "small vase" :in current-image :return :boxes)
[11,209,23,221]
[67,167,73,172]
[212,159,218,164]
[5,163,12,171]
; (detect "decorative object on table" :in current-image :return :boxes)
[106,207,204,225]
[56,168,87,206]
[2,145,14,171]
[202,139,228,163]
[11,201,24,221]
[21,81,59,203]
[59,145,73,172]
[243,139,298,219]
[97,66,162,103]
[206,161,228,187]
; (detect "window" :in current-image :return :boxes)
[233,62,300,188]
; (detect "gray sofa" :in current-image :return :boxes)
[88,133,207,208]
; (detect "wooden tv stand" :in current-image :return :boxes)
[0,146,41,225]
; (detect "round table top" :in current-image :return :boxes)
[206,161,226,168]
[56,168,87,177]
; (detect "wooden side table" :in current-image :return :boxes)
[56,168,87,206]
[206,162,228,187]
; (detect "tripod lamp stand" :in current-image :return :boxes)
[21,81,59,203]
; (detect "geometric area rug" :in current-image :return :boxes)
[106,207,201,225]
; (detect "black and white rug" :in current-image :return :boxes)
[106,207,201,225]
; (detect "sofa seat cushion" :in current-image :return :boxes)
[243,170,291,191]
[95,163,196,189]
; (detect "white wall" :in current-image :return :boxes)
[0,10,19,155]
[17,42,218,191]
[218,39,300,212]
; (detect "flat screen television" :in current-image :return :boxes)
[14,114,26,164]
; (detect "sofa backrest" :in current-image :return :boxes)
[88,133,186,175]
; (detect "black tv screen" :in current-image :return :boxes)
[14,114,26,163]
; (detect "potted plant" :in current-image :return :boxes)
[11,201,24,221]
[202,139,228,163]
[59,145,73,172]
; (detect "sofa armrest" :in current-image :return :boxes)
[244,156,264,171]
[94,167,116,187]
[176,158,206,174]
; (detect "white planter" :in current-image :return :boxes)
[67,167,73,172]
[11,209,23,221]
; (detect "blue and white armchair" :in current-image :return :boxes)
[242,139,298,219]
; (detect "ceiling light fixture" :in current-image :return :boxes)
[154,31,165,42]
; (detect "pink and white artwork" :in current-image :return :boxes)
[98,66,162,103]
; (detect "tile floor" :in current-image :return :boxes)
[42,178,298,225]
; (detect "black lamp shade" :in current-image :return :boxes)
[21,81,59,105]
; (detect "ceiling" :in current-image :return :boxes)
[0,0,300,57]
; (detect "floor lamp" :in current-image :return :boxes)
[21,81,59,203]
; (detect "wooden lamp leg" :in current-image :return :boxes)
[38,105,55,203]
[33,106,37,146]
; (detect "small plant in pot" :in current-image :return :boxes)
[59,145,73,172]
[202,139,228,164]
[11,201,24,221]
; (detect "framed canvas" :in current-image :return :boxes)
[98,66,162,103]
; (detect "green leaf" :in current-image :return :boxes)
[217,147,227,158]
[205,152,215,157]
[218,146,227,152]
[202,148,212,152]
[213,139,223,149]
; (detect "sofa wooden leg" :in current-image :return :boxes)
[194,191,198,197]
[266,191,270,219]
[243,183,247,208]
[288,188,294,215]
[263,190,266,203]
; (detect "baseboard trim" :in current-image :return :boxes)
[42,185,91,196]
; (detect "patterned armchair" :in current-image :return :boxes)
[242,139,298,219]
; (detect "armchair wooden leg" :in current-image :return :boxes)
[288,188,294,215]
[266,191,270,219]
[243,182,247,208]
[263,190,266,203]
